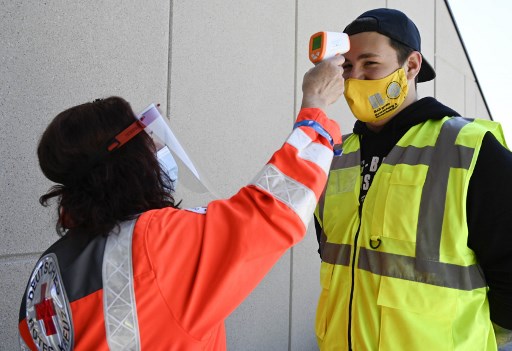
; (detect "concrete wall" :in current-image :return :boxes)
[0,0,490,349]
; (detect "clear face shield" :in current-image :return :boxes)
[107,103,216,196]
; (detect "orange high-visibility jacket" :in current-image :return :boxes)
[19,108,341,350]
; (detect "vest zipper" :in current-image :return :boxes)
[347,204,363,351]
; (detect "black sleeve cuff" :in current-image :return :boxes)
[489,289,512,329]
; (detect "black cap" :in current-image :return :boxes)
[344,8,436,82]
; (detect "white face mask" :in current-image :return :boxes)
[156,145,178,187]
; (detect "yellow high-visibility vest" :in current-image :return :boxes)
[315,117,507,351]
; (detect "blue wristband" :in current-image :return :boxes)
[293,120,334,146]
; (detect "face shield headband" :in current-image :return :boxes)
[107,104,160,152]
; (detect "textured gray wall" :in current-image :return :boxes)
[0,0,490,350]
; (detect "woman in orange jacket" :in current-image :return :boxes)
[18,55,345,350]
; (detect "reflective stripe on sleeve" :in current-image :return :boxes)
[286,127,333,175]
[103,219,141,351]
[251,164,317,228]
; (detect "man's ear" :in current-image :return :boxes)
[405,51,422,80]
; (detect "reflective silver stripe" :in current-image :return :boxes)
[329,134,359,171]
[384,130,474,170]
[330,150,360,170]
[414,118,473,260]
[251,164,317,228]
[384,143,473,168]
[286,127,333,175]
[384,145,435,166]
[358,248,486,290]
[321,240,352,266]
[103,219,141,351]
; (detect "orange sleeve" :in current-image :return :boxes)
[142,108,340,339]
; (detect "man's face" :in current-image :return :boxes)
[342,31,400,81]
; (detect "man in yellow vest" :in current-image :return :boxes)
[314,8,512,351]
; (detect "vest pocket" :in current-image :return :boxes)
[377,166,426,243]
[315,263,334,341]
[376,277,457,351]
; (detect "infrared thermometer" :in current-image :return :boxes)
[309,32,350,64]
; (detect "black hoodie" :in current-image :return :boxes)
[315,97,512,329]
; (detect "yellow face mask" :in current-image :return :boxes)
[344,68,409,123]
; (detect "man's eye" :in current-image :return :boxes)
[342,64,352,70]
[364,61,378,66]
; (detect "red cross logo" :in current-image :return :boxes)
[35,283,57,336]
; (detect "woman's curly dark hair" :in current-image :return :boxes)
[38,96,179,236]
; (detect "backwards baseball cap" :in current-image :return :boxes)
[344,8,436,82]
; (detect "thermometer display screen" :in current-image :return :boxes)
[312,36,322,50]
